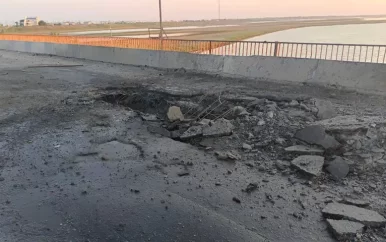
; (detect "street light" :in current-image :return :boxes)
[159,0,163,39]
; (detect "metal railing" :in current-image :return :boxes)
[0,34,385,64]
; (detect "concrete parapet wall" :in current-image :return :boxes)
[1,40,386,94]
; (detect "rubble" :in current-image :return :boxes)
[232,106,249,116]
[325,157,350,180]
[315,115,386,132]
[203,118,234,137]
[291,155,325,176]
[340,198,370,208]
[242,183,258,193]
[242,143,252,151]
[147,126,171,137]
[314,99,337,120]
[326,219,364,241]
[167,106,184,121]
[141,113,158,121]
[322,203,386,227]
[180,126,202,140]
[284,145,324,155]
[215,150,241,161]
[295,125,341,150]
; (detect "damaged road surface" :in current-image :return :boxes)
[0,50,386,242]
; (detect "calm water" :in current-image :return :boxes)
[246,23,386,45]
[207,23,386,63]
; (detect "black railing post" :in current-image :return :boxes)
[274,41,279,57]
[209,41,212,55]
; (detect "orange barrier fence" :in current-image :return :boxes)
[0,35,227,53]
[1,34,386,63]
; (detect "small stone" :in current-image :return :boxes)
[215,151,241,161]
[322,203,386,227]
[326,157,350,180]
[180,126,203,140]
[242,183,258,194]
[232,197,241,203]
[203,118,234,137]
[141,114,158,121]
[326,219,364,241]
[167,106,184,122]
[267,111,274,119]
[314,99,337,120]
[257,120,266,126]
[177,171,190,177]
[0,177,4,182]
[284,145,324,155]
[275,138,286,145]
[242,143,252,151]
[275,160,289,171]
[291,155,325,176]
[232,106,249,116]
[289,100,299,107]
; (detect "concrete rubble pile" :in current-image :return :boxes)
[136,92,386,241]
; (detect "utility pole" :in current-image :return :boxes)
[218,0,221,20]
[159,0,163,39]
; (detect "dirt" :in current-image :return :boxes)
[0,50,386,242]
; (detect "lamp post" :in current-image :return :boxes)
[159,0,163,39]
[218,0,221,20]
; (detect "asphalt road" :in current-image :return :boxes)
[1,50,385,242]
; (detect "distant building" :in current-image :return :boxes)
[20,17,40,27]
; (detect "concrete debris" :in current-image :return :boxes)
[242,183,258,193]
[340,198,370,208]
[326,219,364,241]
[242,143,252,151]
[215,150,241,161]
[322,203,386,227]
[284,145,324,155]
[247,99,265,108]
[147,126,171,137]
[314,115,386,132]
[180,126,203,140]
[198,119,211,126]
[267,111,274,119]
[232,106,250,116]
[295,125,341,150]
[275,160,290,171]
[203,118,234,137]
[314,99,337,120]
[257,120,266,126]
[326,157,350,180]
[167,106,184,122]
[288,100,299,107]
[291,155,325,176]
[141,113,158,121]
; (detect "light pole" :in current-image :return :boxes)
[218,0,221,20]
[159,0,163,39]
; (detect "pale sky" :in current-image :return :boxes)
[2,0,386,23]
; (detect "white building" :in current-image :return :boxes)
[20,17,40,27]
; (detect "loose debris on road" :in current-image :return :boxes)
[97,87,386,241]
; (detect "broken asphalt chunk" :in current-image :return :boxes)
[295,125,341,150]
[291,155,325,176]
[180,126,203,140]
[326,219,364,241]
[284,145,324,155]
[203,118,234,137]
[322,203,386,227]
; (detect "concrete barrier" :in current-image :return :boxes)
[1,40,386,94]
